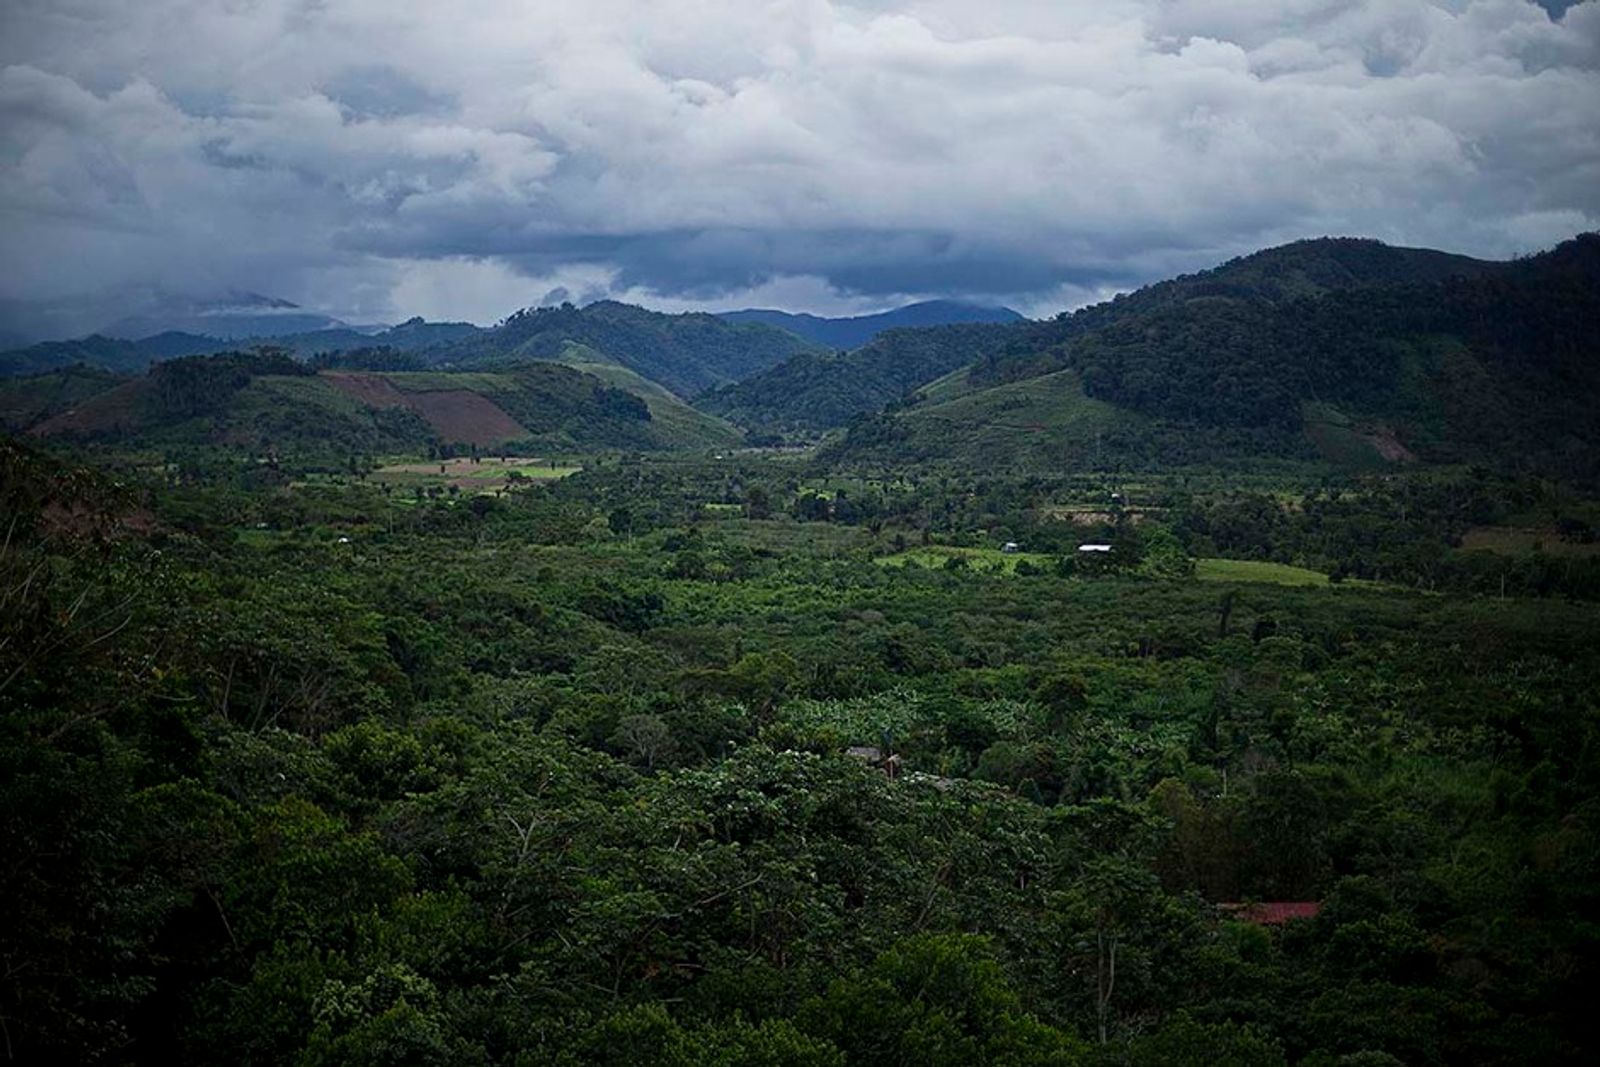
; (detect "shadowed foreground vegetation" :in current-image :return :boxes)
[3,434,1598,1065]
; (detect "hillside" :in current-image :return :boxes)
[0,318,482,378]
[825,234,1600,477]
[701,237,1497,436]
[5,351,731,459]
[0,365,126,433]
[0,332,233,377]
[428,300,821,396]
[699,322,1019,434]
[542,342,742,450]
[718,299,1022,349]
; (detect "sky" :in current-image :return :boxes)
[1,0,1597,335]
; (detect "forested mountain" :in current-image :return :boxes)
[0,318,482,378]
[0,331,234,377]
[700,237,1505,438]
[0,350,735,459]
[701,322,1020,433]
[828,235,1600,479]
[429,301,822,396]
[719,299,1022,348]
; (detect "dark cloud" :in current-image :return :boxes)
[1,0,1597,334]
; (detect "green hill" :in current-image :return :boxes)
[429,300,822,396]
[699,237,1499,436]
[825,234,1600,477]
[698,322,1018,434]
[0,319,484,378]
[543,342,742,450]
[822,369,1143,469]
[0,332,231,377]
[0,364,126,432]
[4,350,735,460]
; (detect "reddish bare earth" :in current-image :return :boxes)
[31,379,149,437]
[405,391,527,446]
[323,372,412,409]
[324,373,527,445]
[1367,426,1417,463]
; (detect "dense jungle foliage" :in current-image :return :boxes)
[4,433,1598,1066]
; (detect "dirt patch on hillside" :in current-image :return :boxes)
[324,372,411,409]
[40,499,158,542]
[406,391,527,446]
[1366,426,1416,463]
[31,379,149,437]
[323,372,527,445]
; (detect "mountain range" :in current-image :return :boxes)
[0,298,1020,391]
[3,234,1597,478]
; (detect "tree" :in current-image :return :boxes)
[611,714,676,770]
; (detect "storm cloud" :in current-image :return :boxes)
[1,0,1597,329]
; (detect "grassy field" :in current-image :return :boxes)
[1196,558,1333,586]
[1460,526,1600,558]
[913,365,982,405]
[371,456,582,492]
[877,544,1054,574]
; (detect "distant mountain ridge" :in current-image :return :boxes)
[0,286,365,345]
[699,322,1020,434]
[426,300,822,397]
[0,318,483,378]
[717,300,1023,349]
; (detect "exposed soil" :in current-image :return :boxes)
[39,499,158,542]
[323,373,527,445]
[323,372,412,409]
[31,380,149,437]
[405,391,527,446]
[1366,426,1417,463]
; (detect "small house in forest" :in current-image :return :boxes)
[1078,543,1112,553]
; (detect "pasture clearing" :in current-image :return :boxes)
[371,456,582,493]
[1460,526,1600,559]
[1194,558,1388,590]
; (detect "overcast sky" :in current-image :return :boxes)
[2,0,1597,330]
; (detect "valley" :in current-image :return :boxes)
[4,233,1599,1065]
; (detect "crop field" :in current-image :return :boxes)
[371,456,582,492]
[1195,557,1338,586]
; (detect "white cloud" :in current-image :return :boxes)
[0,0,1595,332]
